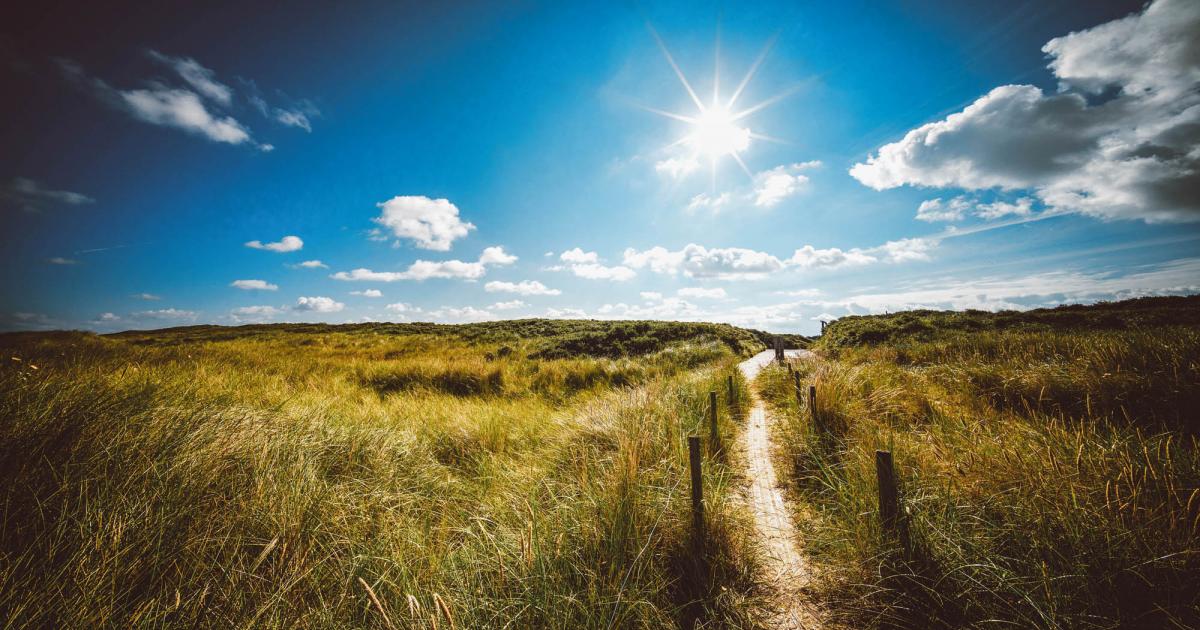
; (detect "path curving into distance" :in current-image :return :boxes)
[738,349,824,629]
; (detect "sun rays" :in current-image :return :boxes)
[641,25,790,185]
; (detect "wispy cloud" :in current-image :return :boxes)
[4,177,94,213]
[331,247,515,282]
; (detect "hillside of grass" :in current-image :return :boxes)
[0,322,771,628]
[107,318,809,359]
[818,294,1200,348]
[761,296,1200,628]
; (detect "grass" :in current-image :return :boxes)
[0,323,764,628]
[760,296,1200,629]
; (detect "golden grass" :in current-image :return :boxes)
[0,329,765,628]
[760,326,1200,628]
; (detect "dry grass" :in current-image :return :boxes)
[760,325,1200,629]
[0,328,765,628]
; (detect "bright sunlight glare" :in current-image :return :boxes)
[689,107,751,157]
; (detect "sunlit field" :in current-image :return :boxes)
[760,296,1200,628]
[0,320,797,629]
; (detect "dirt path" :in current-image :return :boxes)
[738,349,824,629]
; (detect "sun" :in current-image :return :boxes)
[640,27,791,185]
[689,107,751,158]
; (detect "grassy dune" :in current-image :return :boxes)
[0,322,771,628]
[761,297,1200,628]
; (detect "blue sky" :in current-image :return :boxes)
[3,0,1198,334]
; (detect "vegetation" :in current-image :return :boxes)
[0,322,764,628]
[761,296,1200,628]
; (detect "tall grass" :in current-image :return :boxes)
[760,325,1200,628]
[0,329,764,628]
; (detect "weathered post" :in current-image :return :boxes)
[708,391,719,451]
[808,385,817,417]
[876,450,899,533]
[688,436,704,535]
[726,374,736,406]
[773,336,784,363]
[820,320,827,335]
[787,362,793,375]
[792,372,801,390]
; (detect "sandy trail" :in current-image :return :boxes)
[737,349,824,629]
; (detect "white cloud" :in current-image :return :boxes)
[774,288,822,298]
[479,246,518,265]
[351,289,382,297]
[640,291,663,301]
[545,307,588,319]
[293,259,328,269]
[231,305,281,323]
[560,248,599,264]
[426,306,497,323]
[753,162,819,208]
[655,155,700,178]
[4,177,94,213]
[685,192,732,214]
[850,0,1200,223]
[57,58,262,149]
[131,293,162,301]
[373,196,475,251]
[489,300,526,310]
[246,235,303,252]
[386,302,420,314]
[623,244,786,279]
[230,279,278,291]
[484,280,561,295]
[916,196,969,222]
[787,246,875,269]
[133,308,198,321]
[47,257,78,265]
[597,297,704,320]
[677,287,727,299]
[554,248,636,281]
[331,247,513,282]
[293,296,344,313]
[147,51,233,106]
[975,197,1034,220]
[97,312,120,322]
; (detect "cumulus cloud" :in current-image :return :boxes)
[484,280,561,295]
[372,196,475,251]
[293,296,344,312]
[385,302,420,314]
[640,291,663,301]
[133,308,198,320]
[916,196,969,222]
[545,307,588,319]
[350,289,382,297]
[292,259,328,269]
[331,247,514,282]
[489,300,526,310]
[230,279,278,291]
[677,287,727,299]
[753,162,819,208]
[975,197,1034,220]
[850,0,1200,223]
[230,305,280,323]
[4,177,94,213]
[97,312,120,322]
[245,235,303,252]
[426,306,497,323]
[553,248,636,281]
[624,238,934,279]
[655,155,700,178]
[623,244,786,279]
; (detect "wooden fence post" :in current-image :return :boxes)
[726,375,736,406]
[875,450,899,533]
[689,436,704,536]
[808,385,817,417]
[708,391,719,451]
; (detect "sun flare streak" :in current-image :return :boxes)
[642,27,792,186]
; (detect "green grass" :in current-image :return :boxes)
[0,324,764,628]
[761,297,1200,629]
